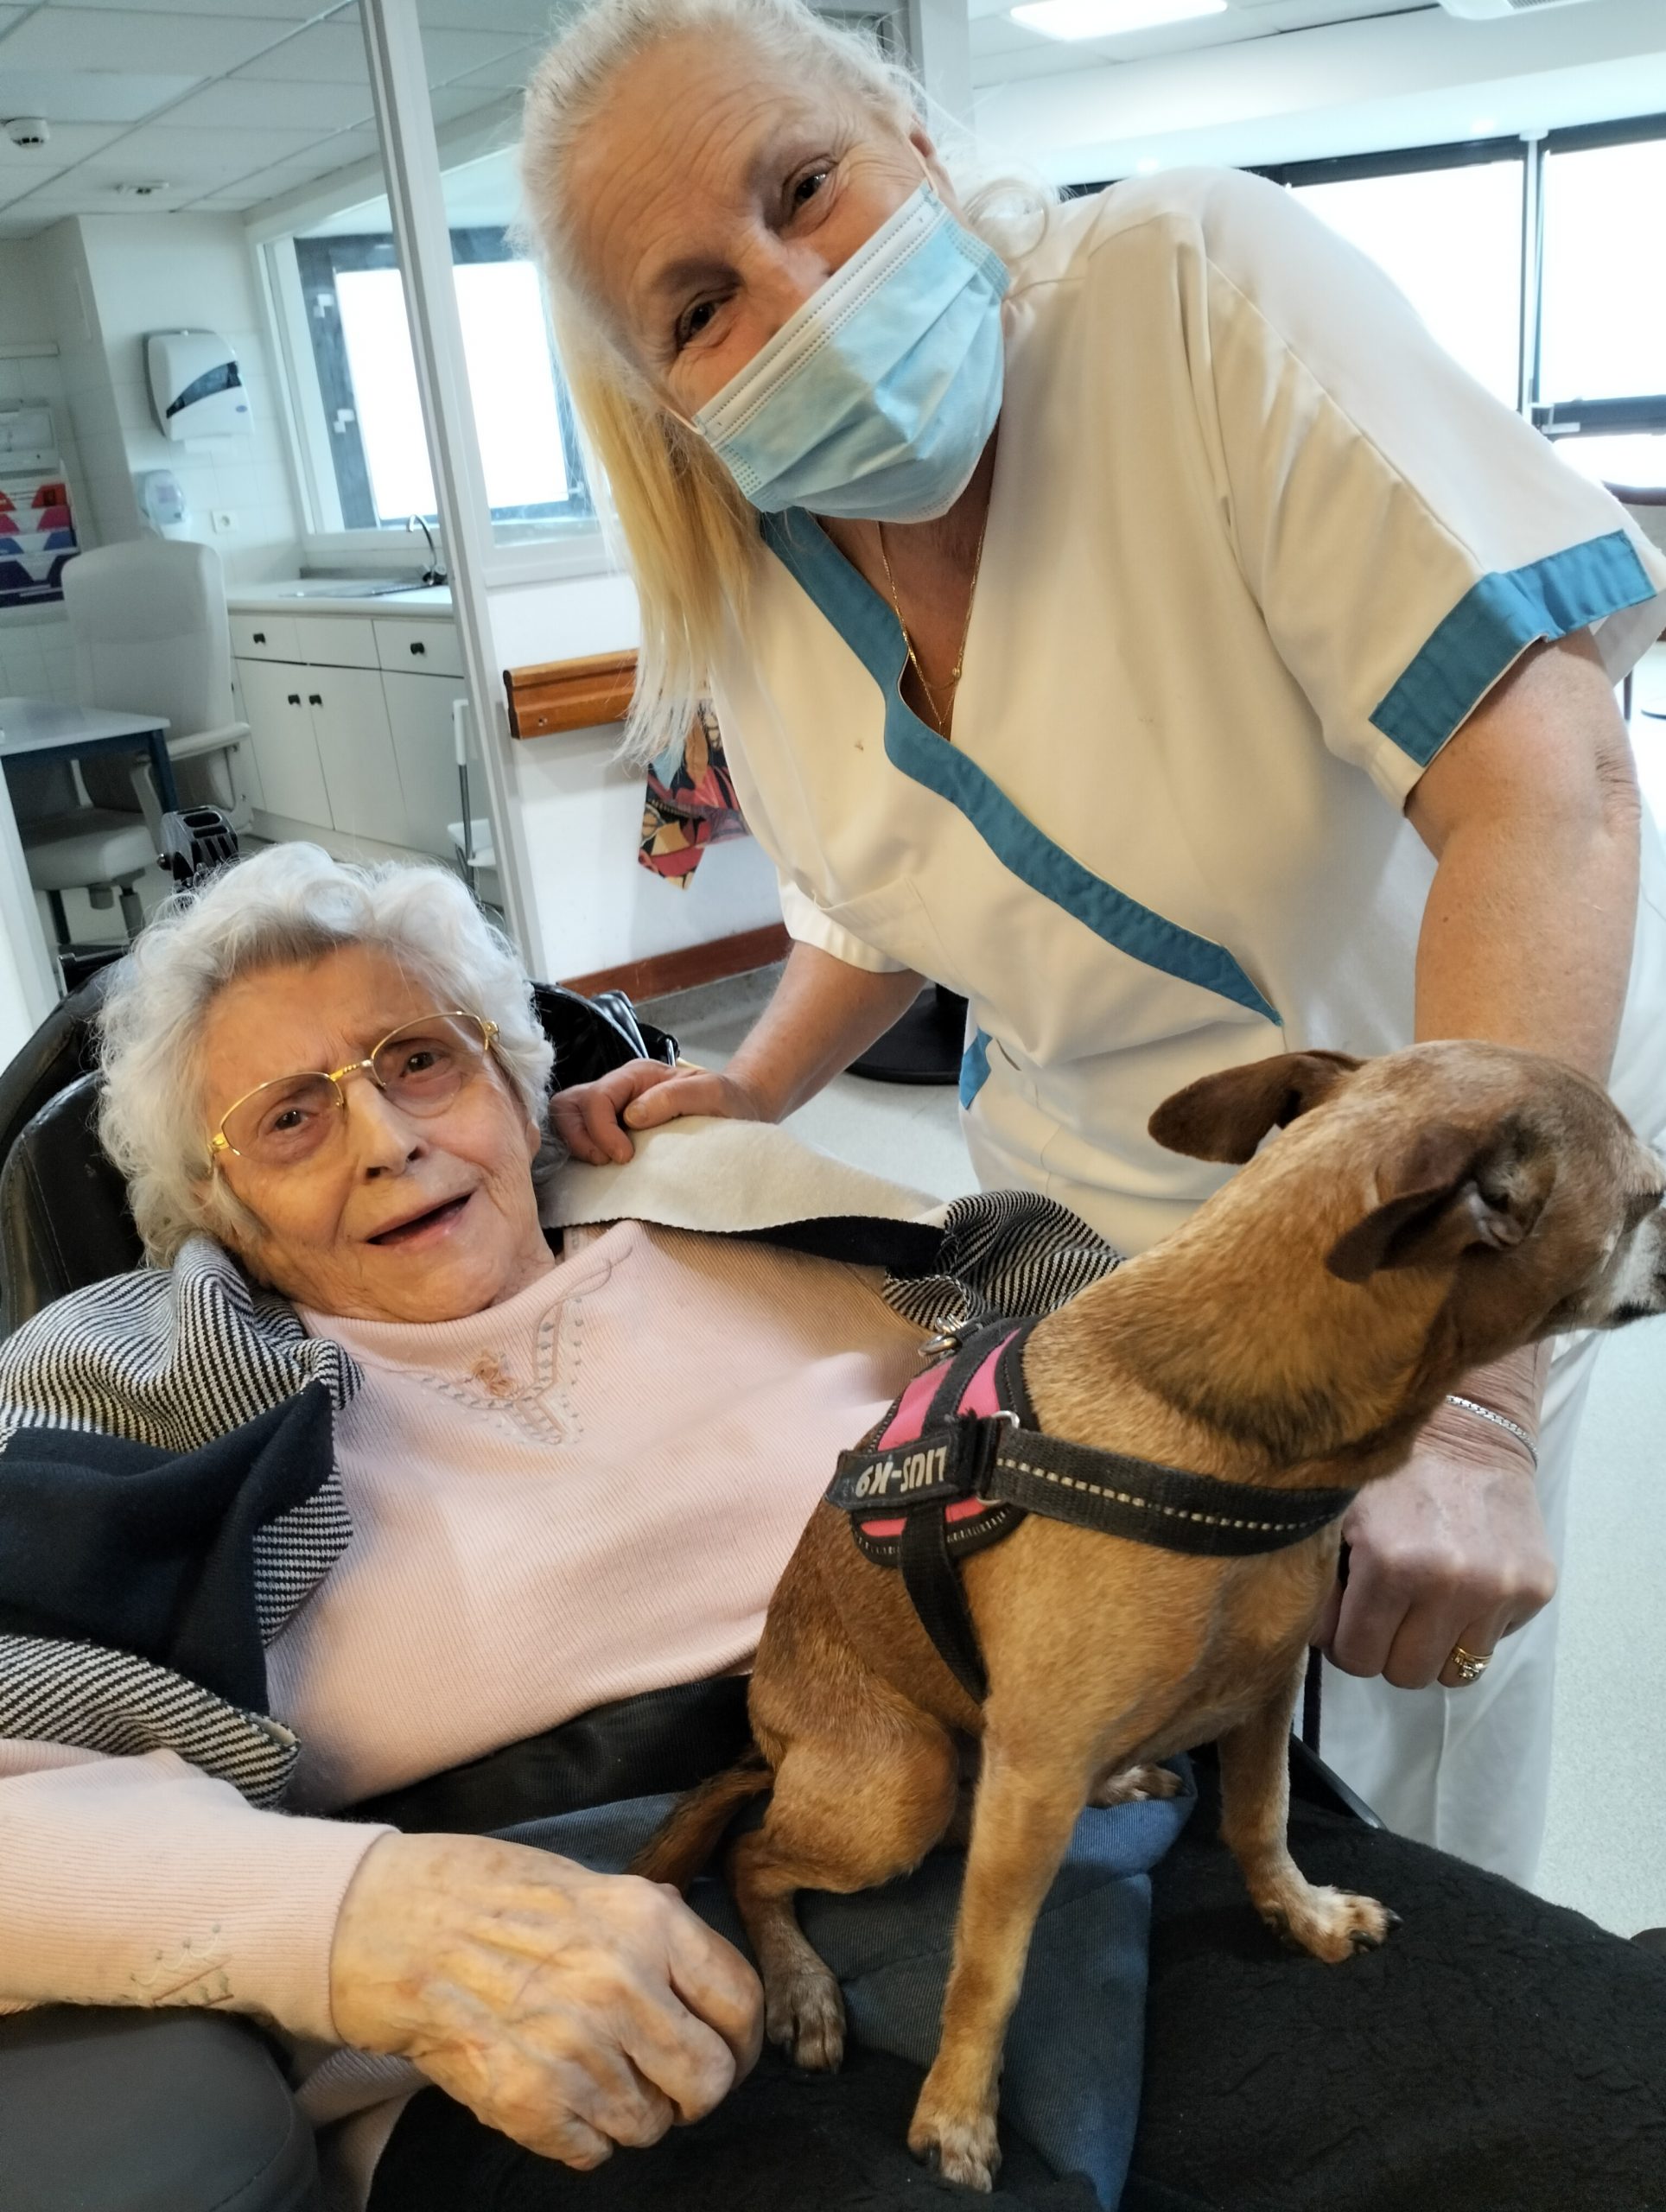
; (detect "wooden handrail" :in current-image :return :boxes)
[503,649,637,738]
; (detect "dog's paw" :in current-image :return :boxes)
[1260,1885,1401,1965]
[908,2102,1002,2194]
[766,1962,846,2072]
[1088,1762,1183,1808]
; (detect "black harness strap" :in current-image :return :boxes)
[899,1500,989,1705]
[825,1317,1358,1706]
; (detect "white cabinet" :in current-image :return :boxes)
[230,612,300,662]
[308,666,410,849]
[294,614,378,670]
[236,658,331,824]
[232,608,465,857]
[376,618,465,681]
[382,669,467,859]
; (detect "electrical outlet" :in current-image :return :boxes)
[211,509,235,534]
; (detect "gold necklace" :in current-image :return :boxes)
[876,510,990,735]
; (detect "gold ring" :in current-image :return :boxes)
[1448,1644,1491,1685]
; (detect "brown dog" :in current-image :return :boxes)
[636,1043,1666,2190]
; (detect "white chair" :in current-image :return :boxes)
[20,540,251,943]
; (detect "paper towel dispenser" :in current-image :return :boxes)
[147,330,252,440]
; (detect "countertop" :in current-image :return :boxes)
[226,583,455,617]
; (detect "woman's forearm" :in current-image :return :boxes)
[0,1748,385,2039]
[725,944,924,1120]
[1406,631,1640,1425]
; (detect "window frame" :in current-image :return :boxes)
[1528,111,1666,463]
[289,223,595,535]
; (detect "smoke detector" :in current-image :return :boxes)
[3,117,50,149]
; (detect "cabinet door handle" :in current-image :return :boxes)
[308,693,322,707]
[286,692,301,706]
[409,640,426,655]
[252,630,267,644]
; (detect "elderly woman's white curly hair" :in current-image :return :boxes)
[98,842,556,1265]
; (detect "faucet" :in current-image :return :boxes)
[405,513,448,588]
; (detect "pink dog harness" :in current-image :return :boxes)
[824,1318,1357,1705]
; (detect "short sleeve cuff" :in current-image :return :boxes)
[1370,526,1666,778]
[778,878,911,974]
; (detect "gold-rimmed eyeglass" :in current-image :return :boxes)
[208,1012,500,1170]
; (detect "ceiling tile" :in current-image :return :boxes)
[428,85,513,125]
[50,0,327,14]
[3,178,200,218]
[204,129,385,206]
[79,123,321,183]
[205,17,369,84]
[418,26,539,84]
[0,9,302,75]
[0,122,130,172]
[435,40,545,93]
[0,66,199,123]
[166,77,372,132]
[417,0,566,27]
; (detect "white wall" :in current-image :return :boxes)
[976,0,1666,181]
[0,232,92,695]
[485,567,784,985]
[73,213,302,588]
[26,223,134,558]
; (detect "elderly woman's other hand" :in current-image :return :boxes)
[552,1058,768,1166]
[330,1831,762,2166]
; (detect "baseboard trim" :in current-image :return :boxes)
[562,922,789,1005]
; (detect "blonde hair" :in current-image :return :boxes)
[520,0,1046,760]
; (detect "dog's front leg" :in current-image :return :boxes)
[908,1743,1087,2192]
[1217,1661,1399,1963]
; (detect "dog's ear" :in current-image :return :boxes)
[1148,1052,1363,1165]
[1325,1120,1552,1283]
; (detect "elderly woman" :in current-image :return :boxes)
[2,844,1665,2212]
[520,0,1666,1886]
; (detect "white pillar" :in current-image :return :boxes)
[906,0,974,128]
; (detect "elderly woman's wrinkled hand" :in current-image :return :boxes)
[329,1832,763,2167]
[551,1058,768,1166]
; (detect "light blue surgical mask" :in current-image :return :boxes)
[690,181,1010,524]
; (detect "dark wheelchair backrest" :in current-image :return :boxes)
[0,971,675,1338]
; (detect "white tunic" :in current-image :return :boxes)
[709,167,1666,1257]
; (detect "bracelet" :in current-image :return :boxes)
[1443,1394,1539,1469]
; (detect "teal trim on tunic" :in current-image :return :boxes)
[960,1027,992,1109]
[1371,530,1656,767]
[760,512,1280,1027]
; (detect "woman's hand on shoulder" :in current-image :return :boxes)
[329,1831,761,2168]
[550,1059,769,1166]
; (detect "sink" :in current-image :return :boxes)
[267,577,436,601]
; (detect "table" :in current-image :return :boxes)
[0,696,176,813]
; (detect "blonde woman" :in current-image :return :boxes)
[521,0,1666,1889]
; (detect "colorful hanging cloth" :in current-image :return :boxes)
[639,702,748,888]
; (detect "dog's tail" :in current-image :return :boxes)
[629,1756,773,1890]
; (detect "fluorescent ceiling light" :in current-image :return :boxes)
[1011,0,1226,39]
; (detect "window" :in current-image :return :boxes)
[1534,124,1666,491]
[290,224,592,534]
[1256,145,1527,409]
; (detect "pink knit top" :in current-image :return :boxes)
[0,1220,925,2195]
